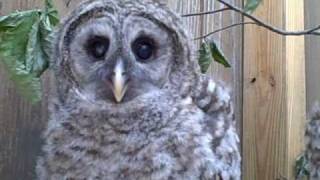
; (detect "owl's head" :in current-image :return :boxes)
[53,0,200,104]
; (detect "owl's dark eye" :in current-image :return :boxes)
[87,36,110,59]
[132,37,155,61]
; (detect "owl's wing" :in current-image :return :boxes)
[193,76,241,180]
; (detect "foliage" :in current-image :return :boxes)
[197,0,263,73]
[0,0,59,103]
[199,41,231,73]
[244,0,262,13]
[295,153,310,179]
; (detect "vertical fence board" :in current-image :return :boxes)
[286,0,306,178]
[243,0,306,179]
[243,2,287,178]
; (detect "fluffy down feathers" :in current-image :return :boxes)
[306,103,320,180]
[37,0,241,179]
[37,80,240,180]
[192,76,241,179]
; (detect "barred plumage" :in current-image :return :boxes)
[37,0,241,179]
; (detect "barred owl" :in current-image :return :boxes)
[36,0,241,179]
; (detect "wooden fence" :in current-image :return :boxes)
[0,0,316,179]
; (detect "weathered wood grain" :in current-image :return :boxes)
[286,0,306,179]
[243,3,287,177]
[243,0,306,179]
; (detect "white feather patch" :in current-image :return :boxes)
[207,80,216,93]
[181,96,193,105]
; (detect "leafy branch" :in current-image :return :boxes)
[183,0,320,38]
[0,0,59,103]
[195,0,262,73]
[217,0,320,36]
[199,41,231,73]
[187,0,320,73]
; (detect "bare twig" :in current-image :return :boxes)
[194,22,256,40]
[186,0,320,39]
[181,7,230,17]
[216,0,320,36]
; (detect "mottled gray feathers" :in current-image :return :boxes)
[37,0,241,179]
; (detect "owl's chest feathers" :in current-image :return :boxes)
[45,96,217,178]
[54,101,202,155]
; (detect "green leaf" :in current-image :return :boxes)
[0,0,59,103]
[244,0,262,14]
[44,0,59,25]
[0,11,42,103]
[0,10,40,29]
[198,41,231,73]
[295,153,310,179]
[26,19,47,76]
[40,0,60,67]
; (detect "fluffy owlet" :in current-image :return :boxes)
[36,0,241,179]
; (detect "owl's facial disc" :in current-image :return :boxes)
[111,60,128,102]
[69,15,175,104]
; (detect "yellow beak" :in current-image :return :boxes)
[112,60,128,103]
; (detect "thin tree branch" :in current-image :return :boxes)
[216,0,320,36]
[181,7,230,17]
[194,22,256,40]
